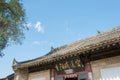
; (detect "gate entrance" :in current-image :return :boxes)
[65,77,77,80]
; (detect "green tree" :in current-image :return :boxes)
[0,0,27,56]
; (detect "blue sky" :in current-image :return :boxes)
[0,0,120,78]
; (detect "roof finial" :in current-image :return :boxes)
[51,46,54,51]
[97,30,101,34]
[12,58,18,66]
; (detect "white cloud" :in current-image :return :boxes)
[25,21,45,33]
[32,41,54,46]
[35,21,44,33]
[32,41,41,45]
[32,41,48,46]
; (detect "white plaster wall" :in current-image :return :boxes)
[28,70,50,80]
[91,55,120,80]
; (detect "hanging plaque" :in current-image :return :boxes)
[54,56,85,75]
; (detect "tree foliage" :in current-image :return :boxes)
[0,0,27,56]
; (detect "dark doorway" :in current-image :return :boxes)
[65,77,77,80]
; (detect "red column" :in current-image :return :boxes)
[51,69,56,80]
[85,62,93,80]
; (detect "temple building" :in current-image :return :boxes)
[13,27,120,80]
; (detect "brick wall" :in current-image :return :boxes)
[28,70,50,80]
[14,68,28,80]
[91,55,120,80]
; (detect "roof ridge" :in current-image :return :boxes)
[67,26,120,46]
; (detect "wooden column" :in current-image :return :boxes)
[86,62,93,80]
[51,69,55,80]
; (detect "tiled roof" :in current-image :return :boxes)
[13,26,120,69]
[0,73,14,80]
